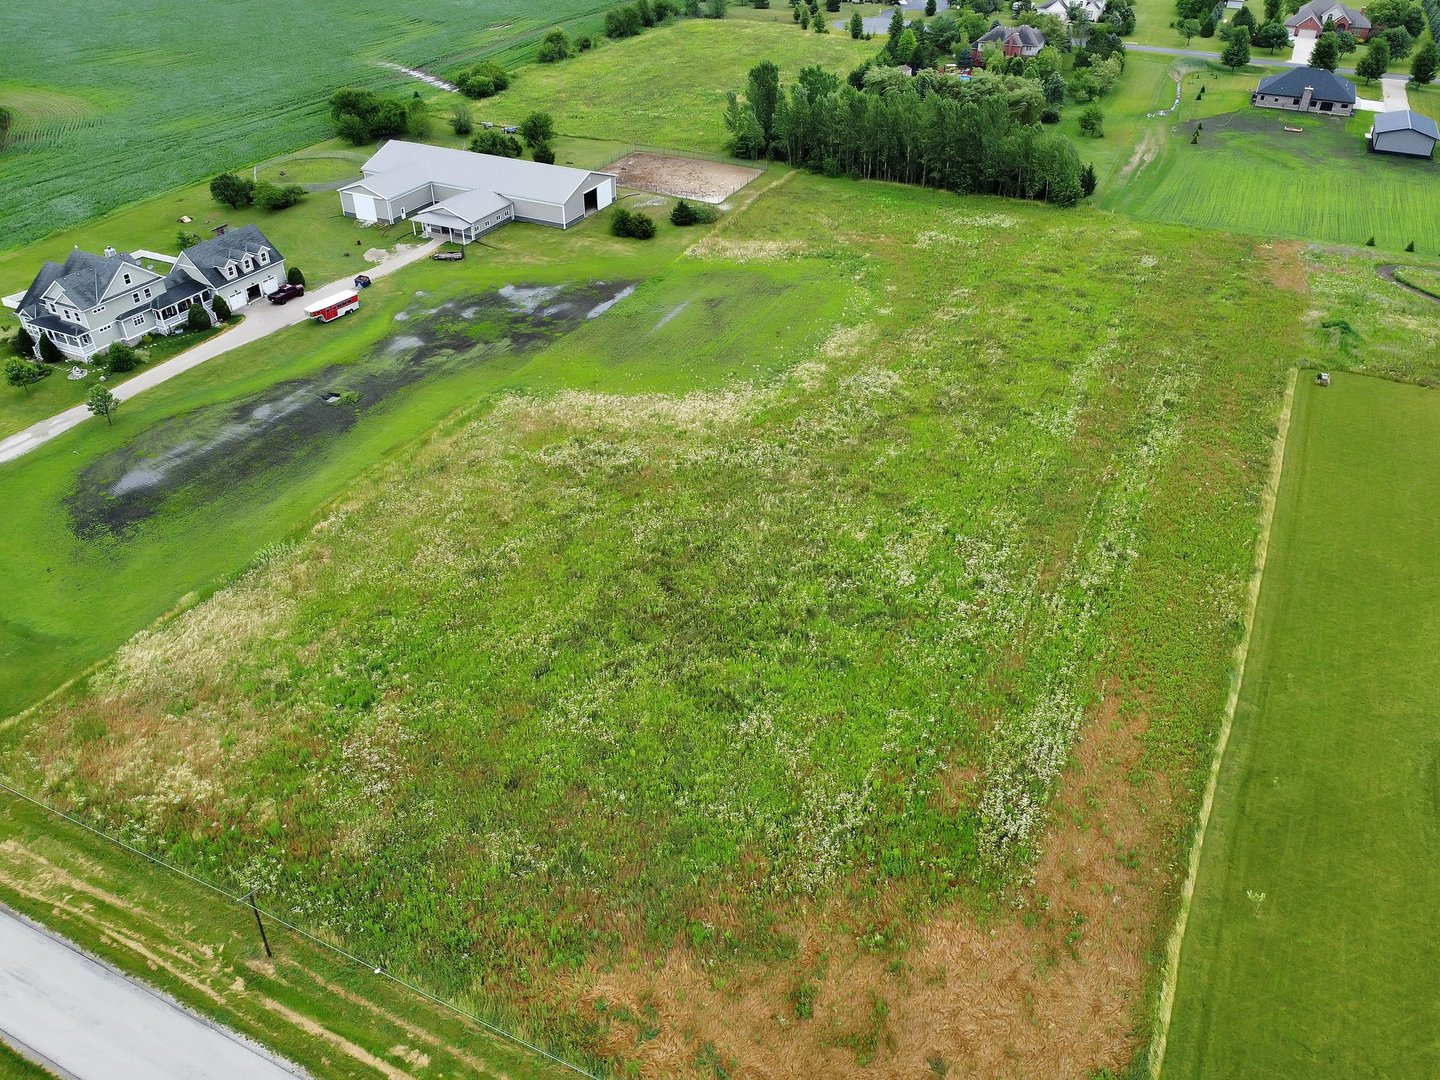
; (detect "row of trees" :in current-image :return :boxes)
[209,172,307,211]
[726,62,1091,205]
[469,111,559,163]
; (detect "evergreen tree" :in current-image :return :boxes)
[1232,5,1256,30]
[287,266,306,287]
[38,333,63,365]
[187,300,212,332]
[1079,162,1097,196]
[13,325,34,359]
[211,294,233,322]
[849,10,864,37]
[1410,40,1438,84]
[1310,31,1341,70]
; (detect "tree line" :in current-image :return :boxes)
[725,62,1092,206]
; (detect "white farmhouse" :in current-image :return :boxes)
[338,140,617,243]
[3,225,285,363]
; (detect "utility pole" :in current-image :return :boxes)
[244,892,273,959]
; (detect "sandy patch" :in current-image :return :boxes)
[605,153,762,204]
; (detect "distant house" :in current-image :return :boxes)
[338,140,617,243]
[972,24,1047,64]
[1367,110,1439,158]
[1035,0,1106,23]
[2,225,284,363]
[1251,67,1356,117]
[1284,1,1371,40]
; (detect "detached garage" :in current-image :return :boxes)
[338,140,617,241]
[1368,110,1439,159]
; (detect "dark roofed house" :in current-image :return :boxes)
[972,24,1046,65]
[1285,1,1371,40]
[1251,67,1356,117]
[1368,110,1439,158]
[1,224,285,363]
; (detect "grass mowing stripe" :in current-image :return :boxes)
[1149,367,1297,1080]
[1162,372,1440,1078]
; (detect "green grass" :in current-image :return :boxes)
[0,173,1316,1071]
[1103,64,1440,253]
[0,791,577,1079]
[1061,53,1187,197]
[474,17,875,152]
[0,0,612,248]
[0,1041,52,1080]
[1393,263,1440,297]
[1162,372,1440,1079]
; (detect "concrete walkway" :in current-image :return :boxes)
[0,238,439,465]
[0,905,304,1079]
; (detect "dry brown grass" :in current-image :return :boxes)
[583,681,1177,1079]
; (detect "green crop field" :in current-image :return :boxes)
[0,0,610,248]
[1162,373,1440,1079]
[1102,65,1440,254]
[0,167,1336,1075]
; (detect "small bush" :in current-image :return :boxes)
[253,181,306,211]
[1405,240,1415,252]
[211,294,233,322]
[455,61,510,99]
[1365,235,1376,246]
[1040,107,1061,123]
[102,342,142,373]
[1079,105,1105,138]
[537,29,573,63]
[670,199,719,225]
[611,206,658,239]
[187,300,211,331]
[287,266,305,287]
[470,130,523,158]
[532,142,557,164]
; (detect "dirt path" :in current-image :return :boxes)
[1376,263,1440,305]
[0,240,440,466]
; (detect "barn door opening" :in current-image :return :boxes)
[584,187,599,214]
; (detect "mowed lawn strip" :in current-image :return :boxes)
[1163,373,1440,1079]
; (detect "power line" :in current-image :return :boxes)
[0,779,599,1080]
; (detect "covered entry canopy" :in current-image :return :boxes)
[412,189,515,243]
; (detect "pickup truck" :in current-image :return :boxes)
[267,283,305,305]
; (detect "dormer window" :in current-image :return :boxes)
[242,256,254,272]
[225,262,237,279]
[258,250,270,264]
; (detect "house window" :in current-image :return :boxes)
[132,315,145,327]
[143,287,151,298]
[162,307,176,319]
[258,250,269,264]
[123,273,131,285]
[132,292,141,303]
[242,257,253,272]
[82,335,91,345]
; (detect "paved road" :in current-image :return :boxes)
[0,238,440,465]
[1124,41,1366,74]
[0,906,303,1079]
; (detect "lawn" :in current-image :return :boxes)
[1161,372,1440,1079]
[0,0,610,248]
[0,172,1320,1076]
[1103,63,1440,253]
[1060,52,1187,196]
[473,17,875,153]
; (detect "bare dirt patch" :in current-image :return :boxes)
[606,153,762,204]
[585,686,1175,1078]
[1259,241,1308,293]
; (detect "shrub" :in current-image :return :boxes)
[13,325,35,359]
[455,61,510,99]
[537,29,573,63]
[102,342,141,373]
[209,172,254,208]
[211,294,233,322]
[1040,106,1061,123]
[670,199,719,225]
[611,206,658,238]
[520,111,556,148]
[38,333,63,364]
[532,142,557,164]
[1405,240,1415,252]
[451,101,474,136]
[469,130,523,157]
[176,230,202,249]
[4,357,49,392]
[253,181,306,211]
[577,34,595,50]
[187,299,212,331]
[1365,235,1376,246]
[1079,104,1105,137]
[287,266,305,287]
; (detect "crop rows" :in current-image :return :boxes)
[0,0,604,248]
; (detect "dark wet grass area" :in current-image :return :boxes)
[67,280,636,538]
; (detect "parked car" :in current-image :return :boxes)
[267,282,305,305]
[502,125,519,134]
[353,274,372,289]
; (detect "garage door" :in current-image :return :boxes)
[260,276,278,295]
[350,193,378,222]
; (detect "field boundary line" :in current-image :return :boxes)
[1147,365,1298,1079]
[0,780,600,1080]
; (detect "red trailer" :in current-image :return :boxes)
[304,290,360,323]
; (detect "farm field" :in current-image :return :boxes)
[0,0,609,248]
[1103,64,1440,254]
[0,170,1336,1077]
[1162,373,1440,1079]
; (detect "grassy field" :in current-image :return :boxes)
[0,169,1329,1075]
[1103,63,1440,254]
[1162,372,1440,1078]
[0,0,613,248]
[0,790,577,1079]
[473,17,875,152]
[0,1041,51,1080]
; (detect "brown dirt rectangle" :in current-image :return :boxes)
[605,152,762,204]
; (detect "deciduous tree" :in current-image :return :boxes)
[1411,40,1439,84]
[209,172,254,208]
[4,357,48,393]
[1310,31,1341,70]
[86,384,118,426]
[1222,24,1251,69]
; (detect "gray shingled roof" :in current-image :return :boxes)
[1285,1,1370,30]
[17,248,147,315]
[177,224,282,290]
[976,24,1046,48]
[1255,66,1357,104]
[1371,109,1440,138]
